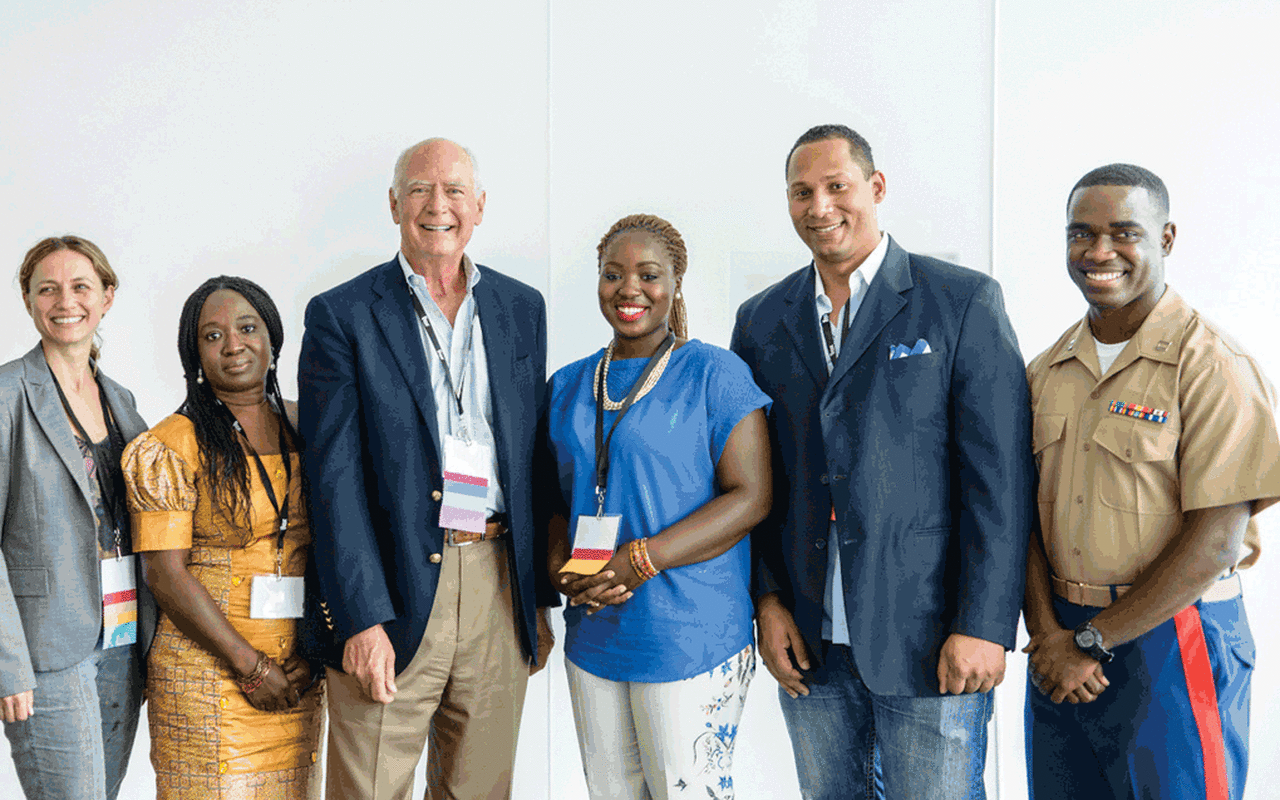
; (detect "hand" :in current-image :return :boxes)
[1023,629,1110,704]
[343,624,397,704]
[1,690,34,723]
[244,658,298,712]
[756,593,810,699]
[937,633,1006,695]
[558,546,645,613]
[529,607,556,676]
[281,654,313,699]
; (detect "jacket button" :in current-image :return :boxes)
[815,539,826,550]
[232,576,242,586]
[819,474,829,485]
[430,553,442,564]
[432,490,443,502]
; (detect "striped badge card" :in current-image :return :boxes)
[101,556,138,648]
[563,514,621,575]
[439,435,492,533]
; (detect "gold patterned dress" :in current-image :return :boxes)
[123,414,322,799]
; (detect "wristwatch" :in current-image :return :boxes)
[1073,621,1114,664]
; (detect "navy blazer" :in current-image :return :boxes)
[0,345,157,695]
[297,257,553,675]
[730,237,1034,696]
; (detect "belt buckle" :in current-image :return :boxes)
[445,529,477,547]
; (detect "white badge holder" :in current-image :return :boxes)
[249,575,306,619]
[439,434,494,533]
[563,514,622,574]
[101,554,139,648]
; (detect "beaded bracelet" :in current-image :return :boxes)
[237,650,272,695]
[629,538,660,581]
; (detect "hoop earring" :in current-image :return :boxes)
[196,367,204,385]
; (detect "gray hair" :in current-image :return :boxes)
[391,138,483,198]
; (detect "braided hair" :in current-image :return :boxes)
[596,214,688,339]
[176,276,296,523]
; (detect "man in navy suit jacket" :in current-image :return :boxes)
[730,125,1034,799]
[298,138,555,799]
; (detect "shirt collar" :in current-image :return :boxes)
[398,252,481,293]
[813,231,889,304]
[1049,286,1190,368]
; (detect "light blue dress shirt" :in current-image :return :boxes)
[813,232,890,645]
[399,252,504,515]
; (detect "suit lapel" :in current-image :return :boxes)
[370,261,441,454]
[779,266,829,390]
[21,345,95,510]
[98,372,147,443]
[474,271,513,495]
[827,239,912,390]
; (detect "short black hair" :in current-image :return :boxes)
[1068,163,1170,220]
[786,124,875,180]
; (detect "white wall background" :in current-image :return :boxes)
[1,1,1275,798]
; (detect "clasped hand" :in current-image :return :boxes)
[1023,628,1110,704]
[244,653,313,712]
[552,546,645,614]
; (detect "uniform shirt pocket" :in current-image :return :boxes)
[1032,414,1067,502]
[1090,417,1179,513]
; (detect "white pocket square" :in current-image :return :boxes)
[888,339,932,360]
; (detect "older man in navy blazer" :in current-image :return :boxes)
[298,138,554,800]
[730,124,1034,799]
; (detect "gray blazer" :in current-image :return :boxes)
[0,344,157,696]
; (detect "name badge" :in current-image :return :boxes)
[250,575,306,619]
[563,515,622,575]
[101,555,138,648]
[439,434,493,533]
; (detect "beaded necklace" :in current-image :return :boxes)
[592,336,675,411]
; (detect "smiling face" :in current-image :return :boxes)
[787,137,886,273]
[1066,184,1174,337]
[24,248,114,353]
[598,230,676,358]
[389,139,486,271]
[197,289,272,396]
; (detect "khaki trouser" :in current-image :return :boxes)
[325,539,529,800]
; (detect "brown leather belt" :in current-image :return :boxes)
[1051,572,1241,608]
[445,514,508,546]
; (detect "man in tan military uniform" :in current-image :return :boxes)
[1023,163,1280,800]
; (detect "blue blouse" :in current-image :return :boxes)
[548,340,771,682]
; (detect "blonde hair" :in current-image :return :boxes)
[18,235,119,364]
[597,214,688,339]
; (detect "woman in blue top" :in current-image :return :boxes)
[547,214,772,800]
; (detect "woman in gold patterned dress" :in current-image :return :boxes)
[123,276,322,798]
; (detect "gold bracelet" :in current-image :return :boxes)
[630,538,660,580]
[237,650,272,694]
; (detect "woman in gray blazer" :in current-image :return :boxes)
[0,236,156,800]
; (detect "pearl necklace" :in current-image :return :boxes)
[592,338,675,411]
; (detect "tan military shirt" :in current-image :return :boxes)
[1028,287,1280,585]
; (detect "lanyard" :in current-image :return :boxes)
[593,334,675,516]
[407,283,474,420]
[819,302,853,373]
[222,403,293,576]
[50,369,129,557]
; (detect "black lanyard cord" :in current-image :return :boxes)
[408,284,473,419]
[220,402,293,574]
[819,302,853,373]
[593,334,676,515]
[49,369,129,555]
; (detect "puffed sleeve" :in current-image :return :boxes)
[123,431,198,551]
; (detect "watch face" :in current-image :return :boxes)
[1075,627,1097,648]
